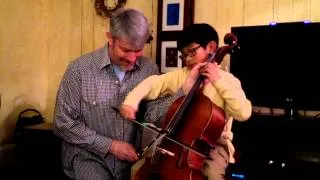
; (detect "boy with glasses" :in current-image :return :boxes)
[120,23,252,179]
[178,45,201,60]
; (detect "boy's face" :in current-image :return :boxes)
[180,41,217,69]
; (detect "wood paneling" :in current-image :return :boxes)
[215,0,244,44]
[291,0,310,21]
[311,0,320,21]
[194,0,218,25]
[81,0,95,54]
[243,0,273,25]
[46,0,82,121]
[0,0,49,143]
[274,0,294,22]
[93,15,108,50]
[1,0,320,144]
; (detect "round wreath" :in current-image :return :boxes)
[94,0,127,18]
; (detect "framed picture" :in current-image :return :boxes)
[161,41,182,73]
[162,0,185,31]
[156,0,194,73]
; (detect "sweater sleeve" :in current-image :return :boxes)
[213,70,252,121]
[123,70,184,109]
[143,89,185,126]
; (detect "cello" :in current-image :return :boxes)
[132,33,240,180]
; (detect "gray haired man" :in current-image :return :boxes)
[54,8,160,180]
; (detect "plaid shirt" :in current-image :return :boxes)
[53,44,168,180]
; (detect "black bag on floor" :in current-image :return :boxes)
[14,109,44,139]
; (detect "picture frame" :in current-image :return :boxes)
[162,0,185,31]
[156,0,194,73]
[161,41,182,73]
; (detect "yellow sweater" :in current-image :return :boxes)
[123,67,252,163]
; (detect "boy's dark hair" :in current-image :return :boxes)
[177,23,219,51]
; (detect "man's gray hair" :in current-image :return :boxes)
[110,8,150,49]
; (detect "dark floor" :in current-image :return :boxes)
[0,125,68,180]
[2,118,320,180]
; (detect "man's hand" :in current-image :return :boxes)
[120,104,137,120]
[203,147,229,179]
[109,140,139,162]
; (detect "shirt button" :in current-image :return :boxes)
[92,101,96,105]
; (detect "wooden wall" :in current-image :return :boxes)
[0,0,319,144]
[0,0,156,144]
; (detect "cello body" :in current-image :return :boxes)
[156,93,226,179]
[132,94,225,180]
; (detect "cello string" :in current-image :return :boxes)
[130,120,207,158]
[166,52,217,134]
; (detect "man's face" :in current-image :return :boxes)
[108,34,144,71]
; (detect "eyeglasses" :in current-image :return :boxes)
[179,45,201,60]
